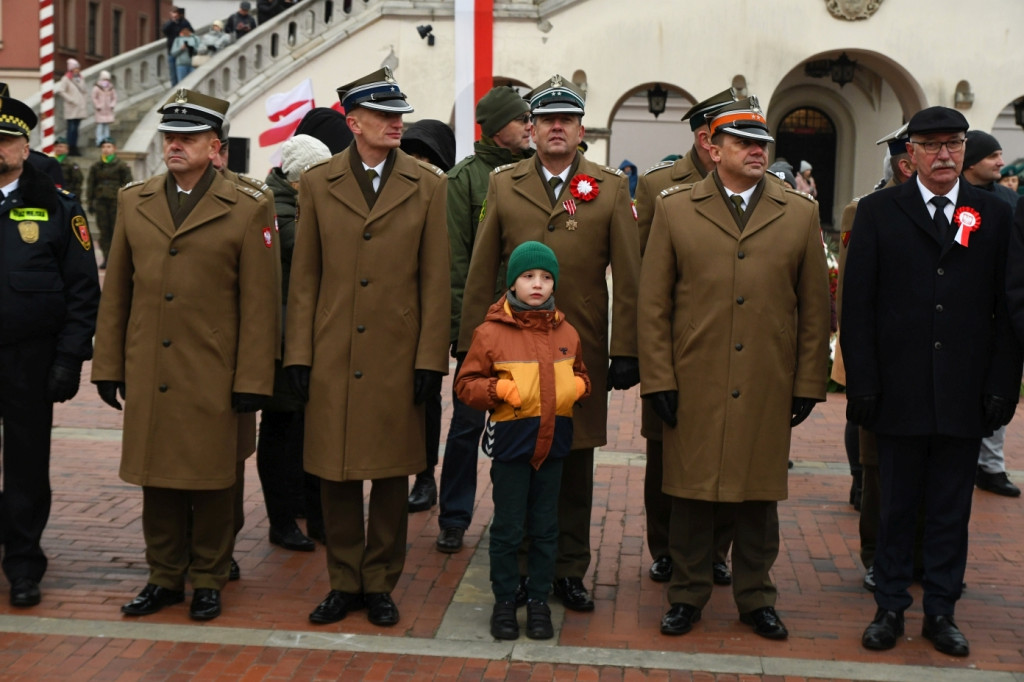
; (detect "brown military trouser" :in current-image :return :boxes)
[321,476,408,594]
[644,437,734,564]
[142,486,235,591]
[555,447,595,579]
[667,497,778,613]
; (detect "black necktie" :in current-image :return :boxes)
[730,194,745,216]
[548,176,562,193]
[930,196,951,242]
[367,169,379,192]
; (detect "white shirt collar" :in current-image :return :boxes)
[916,176,960,216]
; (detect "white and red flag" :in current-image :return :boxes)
[258,79,315,147]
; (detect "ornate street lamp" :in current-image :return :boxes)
[647,83,668,119]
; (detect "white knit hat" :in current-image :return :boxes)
[281,134,331,182]
[799,160,812,173]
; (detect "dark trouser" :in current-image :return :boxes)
[858,427,879,567]
[555,447,595,579]
[321,476,408,593]
[257,409,307,529]
[143,485,235,590]
[644,438,733,564]
[0,339,56,584]
[874,434,978,616]
[93,198,117,259]
[424,389,441,471]
[66,119,81,152]
[438,356,485,530]
[490,457,563,603]
[668,497,777,613]
[845,421,862,477]
[168,53,179,86]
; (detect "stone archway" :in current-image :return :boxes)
[606,83,696,176]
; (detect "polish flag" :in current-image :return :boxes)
[454,0,494,160]
[259,79,315,147]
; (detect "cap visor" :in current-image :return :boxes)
[360,100,414,114]
[531,104,584,115]
[158,121,216,133]
[724,128,775,144]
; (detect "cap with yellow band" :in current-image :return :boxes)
[0,82,38,138]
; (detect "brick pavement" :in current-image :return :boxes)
[1,367,1023,680]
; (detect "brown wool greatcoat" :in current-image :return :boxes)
[458,154,640,449]
[92,171,280,489]
[284,149,450,482]
[638,173,831,502]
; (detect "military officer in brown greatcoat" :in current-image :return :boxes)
[633,87,737,587]
[639,97,831,639]
[459,75,641,612]
[284,67,450,628]
[92,89,280,622]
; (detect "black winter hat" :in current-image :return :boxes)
[963,130,1001,170]
[295,107,353,155]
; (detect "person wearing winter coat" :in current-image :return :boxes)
[91,71,117,147]
[455,241,590,641]
[54,59,87,155]
[171,27,201,83]
[200,20,233,55]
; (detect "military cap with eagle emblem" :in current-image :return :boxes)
[0,82,38,138]
[681,87,737,131]
[157,88,230,135]
[337,66,414,114]
[526,74,586,116]
[707,96,775,144]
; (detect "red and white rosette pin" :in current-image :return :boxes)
[952,206,980,247]
[263,227,274,248]
[569,174,599,202]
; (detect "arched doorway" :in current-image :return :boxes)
[775,107,837,228]
[607,84,695,176]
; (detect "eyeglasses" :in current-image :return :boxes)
[910,138,965,154]
[515,114,532,125]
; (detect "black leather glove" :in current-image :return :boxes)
[606,356,640,391]
[983,394,1017,432]
[646,390,678,428]
[48,359,82,403]
[790,397,817,427]
[414,369,444,405]
[96,381,126,410]
[846,394,879,427]
[232,392,268,413]
[285,365,310,403]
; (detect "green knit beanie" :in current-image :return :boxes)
[476,86,530,138]
[507,241,559,290]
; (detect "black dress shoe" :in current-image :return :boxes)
[712,562,732,586]
[862,607,904,650]
[306,523,326,544]
[740,606,789,639]
[408,474,437,513]
[435,527,465,553]
[121,583,185,616]
[365,592,400,626]
[491,600,519,640]
[649,556,671,582]
[922,614,969,656]
[514,576,529,608]
[229,557,240,581]
[552,577,594,612]
[309,590,364,624]
[189,588,221,621]
[862,566,876,592]
[976,469,1022,497]
[269,525,315,552]
[660,603,702,636]
[10,578,41,607]
[526,600,554,640]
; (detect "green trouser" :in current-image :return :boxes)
[93,198,117,258]
[142,485,235,590]
[668,497,778,613]
[491,457,563,603]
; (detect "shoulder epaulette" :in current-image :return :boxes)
[602,166,624,176]
[236,184,264,200]
[784,187,817,203]
[122,180,145,190]
[304,158,329,173]
[447,155,475,178]
[58,188,78,200]
[643,160,674,176]
[660,183,694,198]
[493,163,516,174]
[415,159,445,177]
[237,173,270,192]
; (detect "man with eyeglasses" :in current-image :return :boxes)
[843,106,1021,657]
[431,86,534,552]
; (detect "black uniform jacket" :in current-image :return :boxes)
[842,176,1021,438]
[1,159,99,360]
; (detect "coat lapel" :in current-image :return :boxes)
[326,151,369,219]
[741,179,785,240]
[136,176,177,239]
[692,174,740,239]
[894,176,942,245]
[174,172,233,237]
[511,162,558,215]
[367,152,419,224]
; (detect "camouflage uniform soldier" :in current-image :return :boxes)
[86,136,133,266]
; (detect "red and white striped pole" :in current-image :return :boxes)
[39,0,56,153]
[454,0,494,161]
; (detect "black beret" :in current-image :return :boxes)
[906,106,968,136]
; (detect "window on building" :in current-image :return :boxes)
[112,8,123,55]
[87,2,100,56]
[139,14,150,43]
[61,0,77,50]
